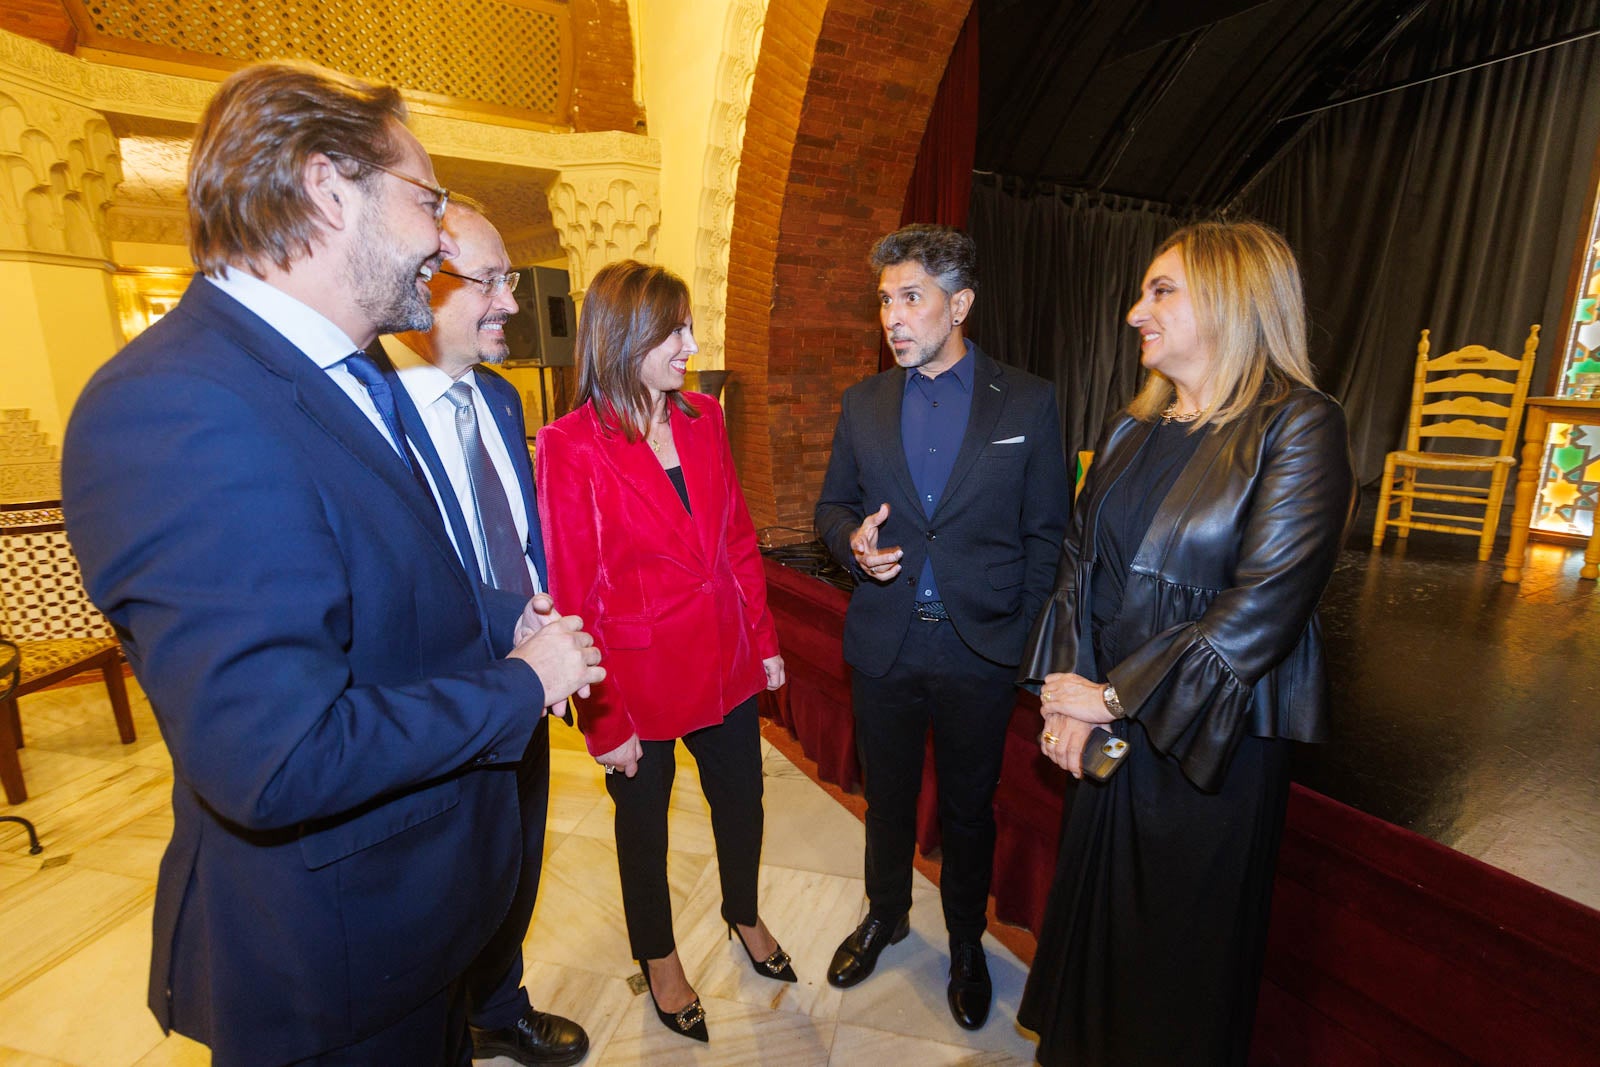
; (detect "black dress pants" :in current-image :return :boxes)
[605,696,764,961]
[461,715,551,1030]
[852,616,1016,944]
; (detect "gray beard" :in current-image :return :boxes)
[893,324,952,370]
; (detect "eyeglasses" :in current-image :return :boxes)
[329,153,450,223]
[436,268,521,295]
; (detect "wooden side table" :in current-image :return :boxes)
[1502,397,1600,583]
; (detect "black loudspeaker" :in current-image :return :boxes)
[504,265,576,367]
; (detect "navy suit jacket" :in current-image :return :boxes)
[62,277,544,1066]
[815,345,1073,676]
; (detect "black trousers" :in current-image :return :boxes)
[852,616,1016,944]
[461,716,550,1030]
[605,696,763,961]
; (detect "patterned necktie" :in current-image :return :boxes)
[445,381,534,596]
[343,352,414,473]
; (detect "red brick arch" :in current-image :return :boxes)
[724,0,974,529]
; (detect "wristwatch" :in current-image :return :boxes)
[1102,683,1124,717]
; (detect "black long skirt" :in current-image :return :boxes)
[1017,719,1291,1066]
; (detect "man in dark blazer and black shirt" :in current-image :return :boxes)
[815,224,1071,1030]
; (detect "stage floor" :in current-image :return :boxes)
[1297,489,1600,910]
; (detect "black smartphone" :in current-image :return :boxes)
[1082,726,1130,781]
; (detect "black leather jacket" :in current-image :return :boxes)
[1021,386,1356,791]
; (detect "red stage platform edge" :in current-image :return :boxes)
[759,557,1600,1065]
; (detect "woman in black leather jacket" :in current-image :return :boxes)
[1017,220,1355,1066]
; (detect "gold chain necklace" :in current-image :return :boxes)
[1161,404,1203,423]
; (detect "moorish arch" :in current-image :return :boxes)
[692,0,769,374]
[723,0,973,528]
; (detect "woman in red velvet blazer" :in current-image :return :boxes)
[536,260,790,1044]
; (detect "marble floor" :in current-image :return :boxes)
[0,679,1040,1066]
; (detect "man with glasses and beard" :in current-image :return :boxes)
[62,62,604,1066]
[379,199,588,1066]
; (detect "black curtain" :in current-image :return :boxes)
[970,0,1600,484]
[966,177,1190,464]
[1234,0,1600,482]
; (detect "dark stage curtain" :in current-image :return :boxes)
[1233,0,1600,483]
[966,177,1191,465]
[969,0,1600,485]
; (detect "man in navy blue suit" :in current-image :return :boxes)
[62,63,604,1066]
[381,200,587,1066]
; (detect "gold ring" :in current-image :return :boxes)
[1042,731,1060,745]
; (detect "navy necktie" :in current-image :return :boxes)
[446,382,535,596]
[343,352,414,473]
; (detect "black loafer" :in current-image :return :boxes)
[947,939,992,1030]
[470,1008,589,1066]
[827,913,910,988]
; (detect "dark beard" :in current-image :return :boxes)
[349,201,434,335]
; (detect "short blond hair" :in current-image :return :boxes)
[1128,220,1317,427]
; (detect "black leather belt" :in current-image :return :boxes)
[913,600,950,621]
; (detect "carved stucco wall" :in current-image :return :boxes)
[0,85,121,260]
[692,0,767,371]
[546,163,661,299]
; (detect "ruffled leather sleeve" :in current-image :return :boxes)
[1108,393,1354,791]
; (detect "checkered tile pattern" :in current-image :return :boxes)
[1,502,115,642]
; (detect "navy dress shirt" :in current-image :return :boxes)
[901,342,974,604]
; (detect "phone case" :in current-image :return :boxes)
[1082,726,1130,781]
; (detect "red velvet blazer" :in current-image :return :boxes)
[536,393,779,757]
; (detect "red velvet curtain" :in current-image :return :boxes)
[901,7,979,229]
[880,7,980,370]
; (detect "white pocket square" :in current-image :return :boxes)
[991,435,1026,445]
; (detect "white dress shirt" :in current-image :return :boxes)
[384,337,542,593]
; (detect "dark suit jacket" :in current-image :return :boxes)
[1020,387,1356,791]
[61,277,544,1066]
[536,394,779,757]
[815,345,1072,676]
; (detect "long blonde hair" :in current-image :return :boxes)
[1128,220,1316,427]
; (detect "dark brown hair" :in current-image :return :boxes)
[188,61,408,276]
[573,260,700,440]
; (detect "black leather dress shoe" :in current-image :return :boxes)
[827,913,910,988]
[470,1008,589,1066]
[947,939,992,1030]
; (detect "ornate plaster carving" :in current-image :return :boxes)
[693,0,768,371]
[0,29,214,123]
[546,164,661,297]
[0,84,121,258]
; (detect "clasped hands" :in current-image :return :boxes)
[508,593,605,711]
[1037,671,1116,779]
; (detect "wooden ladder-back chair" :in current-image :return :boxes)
[1371,325,1540,561]
[0,500,135,804]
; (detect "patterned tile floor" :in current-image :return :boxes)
[0,680,1039,1066]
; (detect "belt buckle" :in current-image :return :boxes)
[914,600,948,622]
